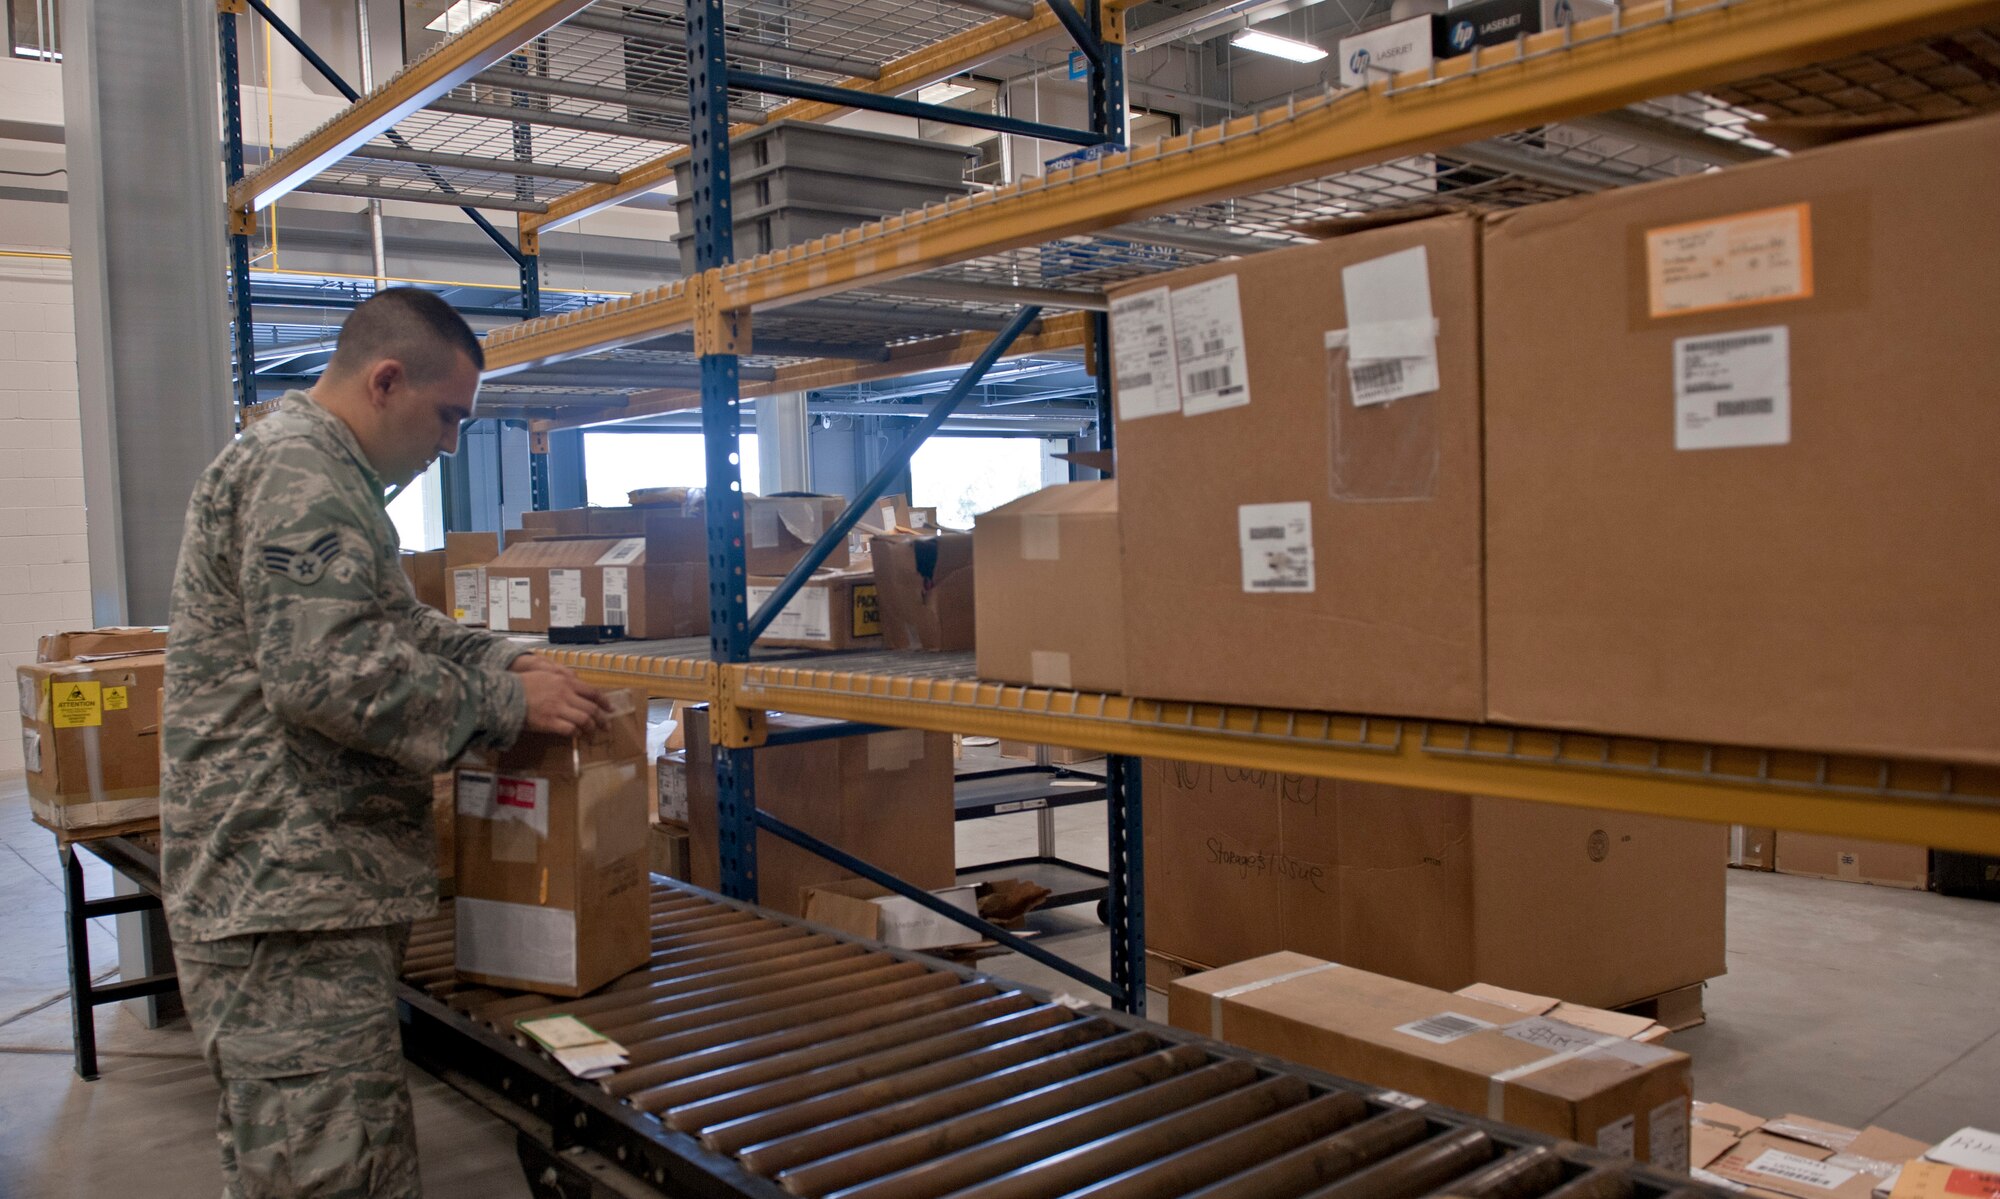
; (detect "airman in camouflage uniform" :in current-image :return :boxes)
[163,289,610,1198]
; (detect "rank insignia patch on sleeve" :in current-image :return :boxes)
[262,531,342,585]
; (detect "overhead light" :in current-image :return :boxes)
[918,81,977,105]
[426,1,500,35]
[1230,29,1327,62]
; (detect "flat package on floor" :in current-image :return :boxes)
[685,708,953,916]
[1171,951,1693,1165]
[17,651,165,834]
[483,513,708,639]
[1109,214,1484,720]
[1483,113,2000,763]
[1142,759,1725,1008]
[454,692,651,996]
[1688,1103,1933,1199]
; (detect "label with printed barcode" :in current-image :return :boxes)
[603,567,628,631]
[1172,275,1251,416]
[1110,286,1181,421]
[1238,502,1313,594]
[1394,1011,1496,1045]
[1745,1150,1857,1191]
[1674,325,1789,450]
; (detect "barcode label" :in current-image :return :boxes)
[1110,287,1181,420]
[1716,397,1774,417]
[1674,325,1789,451]
[1201,337,1226,355]
[1188,366,1233,395]
[602,567,629,632]
[1247,526,1285,540]
[1123,372,1152,390]
[1238,502,1313,594]
[1351,359,1405,392]
[1394,1011,1496,1044]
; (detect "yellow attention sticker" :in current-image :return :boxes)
[51,680,103,728]
[103,686,129,712]
[852,584,882,637]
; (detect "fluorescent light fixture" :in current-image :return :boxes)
[1230,29,1328,62]
[426,1,501,35]
[917,81,977,105]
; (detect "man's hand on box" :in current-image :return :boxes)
[512,656,613,735]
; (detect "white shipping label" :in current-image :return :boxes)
[595,537,646,566]
[1171,276,1251,416]
[456,770,551,838]
[549,569,587,628]
[1376,1091,1428,1111]
[1650,1099,1691,1171]
[1674,326,1790,450]
[509,576,534,620]
[1930,1129,2000,1173]
[1597,1115,1637,1160]
[1341,247,1440,406]
[452,567,485,624]
[602,568,629,630]
[748,584,832,642]
[1501,1017,1615,1056]
[22,728,40,773]
[1747,1151,1860,1191]
[455,898,577,989]
[487,577,512,632]
[1394,1011,1496,1045]
[1238,502,1314,594]
[1110,286,1181,420]
[17,675,35,716]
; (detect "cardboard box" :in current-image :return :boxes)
[872,533,974,651]
[17,654,165,834]
[973,481,1126,693]
[36,626,167,663]
[1170,952,1693,1165]
[650,819,691,880]
[745,494,850,576]
[454,692,651,996]
[1111,216,1484,720]
[846,494,913,561]
[1483,115,2000,763]
[1776,834,1929,890]
[1731,827,1778,871]
[747,569,881,650]
[1706,1117,1928,1199]
[401,549,449,613]
[1453,982,1668,1045]
[997,741,1105,766]
[803,879,982,950]
[483,535,707,639]
[686,708,954,916]
[1142,759,1726,1008]
[445,532,501,626]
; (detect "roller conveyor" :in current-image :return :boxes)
[397,878,1718,1199]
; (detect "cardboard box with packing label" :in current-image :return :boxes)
[1142,758,1726,1009]
[1776,834,1929,891]
[745,494,851,576]
[1110,214,1485,720]
[1172,952,1693,1166]
[974,481,1125,693]
[1483,114,2000,763]
[871,532,975,651]
[748,569,882,650]
[1731,827,1778,871]
[1338,1,1611,88]
[36,626,166,663]
[803,880,982,951]
[686,708,953,917]
[1689,1104,1932,1199]
[454,691,651,996]
[446,531,500,625]
[401,549,448,613]
[483,529,707,640]
[17,653,165,835]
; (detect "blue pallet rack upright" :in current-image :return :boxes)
[682,0,1148,1012]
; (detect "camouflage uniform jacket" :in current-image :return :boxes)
[162,391,528,944]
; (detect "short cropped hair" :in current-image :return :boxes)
[325,287,484,383]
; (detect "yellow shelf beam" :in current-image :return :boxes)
[527,311,1094,431]
[229,0,596,214]
[483,281,693,376]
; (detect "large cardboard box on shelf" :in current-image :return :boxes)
[744,494,851,576]
[17,653,165,834]
[1110,214,1484,720]
[1142,759,1725,1009]
[686,708,954,917]
[747,569,882,650]
[1730,827,1778,871]
[1170,952,1693,1165]
[401,549,449,613]
[446,531,501,626]
[871,533,975,651]
[482,534,707,639]
[1775,834,1929,891]
[453,692,651,996]
[1483,114,2000,763]
[36,626,167,663]
[973,481,1126,694]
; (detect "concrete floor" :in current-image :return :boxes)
[3,774,1997,1199]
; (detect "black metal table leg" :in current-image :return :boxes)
[58,836,181,1081]
[61,843,99,1081]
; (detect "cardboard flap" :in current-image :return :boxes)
[979,480,1117,521]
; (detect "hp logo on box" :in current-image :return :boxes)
[1348,46,1371,75]
[1449,20,1475,50]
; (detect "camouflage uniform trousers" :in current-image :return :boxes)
[177,923,418,1199]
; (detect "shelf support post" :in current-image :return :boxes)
[219,3,257,413]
